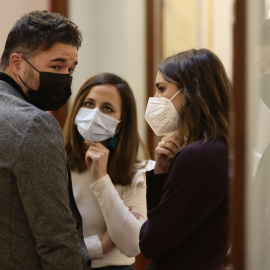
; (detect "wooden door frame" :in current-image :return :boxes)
[231,0,246,269]
[49,0,68,129]
[146,0,163,158]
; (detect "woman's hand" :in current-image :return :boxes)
[154,133,181,174]
[129,206,141,220]
[85,141,109,181]
[101,230,116,254]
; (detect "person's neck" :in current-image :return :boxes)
[4,68,29,97]
[4,68,17,82]
[0,70,28,100]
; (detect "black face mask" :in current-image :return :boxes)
[258,74,270,109]
[19,56,72,111]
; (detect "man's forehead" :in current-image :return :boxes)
[34,44,78,65]
[38,43,77,55]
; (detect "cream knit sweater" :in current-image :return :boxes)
[72,160,155,268]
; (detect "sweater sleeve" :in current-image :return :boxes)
[84,234,103,259]
[14,113,83,270]
[139,142,228,259]
[90,161,152,257]
[145,169,167,211]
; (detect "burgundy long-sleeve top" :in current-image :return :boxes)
[139,137,229,270]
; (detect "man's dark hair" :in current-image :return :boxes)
[1,10,82,71]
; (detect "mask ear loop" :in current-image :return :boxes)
[18,55,41,92]
[21,55,40,73]
[169,89,181,102]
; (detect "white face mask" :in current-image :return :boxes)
[144,91,180,136]
[75,107,121,142]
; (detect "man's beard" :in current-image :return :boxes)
[21,65,39,93]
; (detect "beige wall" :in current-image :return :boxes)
[0,0,49,58]
[162,0,233,79]
[211,0,233,79]
[68,0,147,144]
[163,0,200,57]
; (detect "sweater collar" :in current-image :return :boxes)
[0,72,28,99]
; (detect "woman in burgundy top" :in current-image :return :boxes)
[140,48,231,270]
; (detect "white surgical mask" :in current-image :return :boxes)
[145,91,180,136]
[75,107,120,142]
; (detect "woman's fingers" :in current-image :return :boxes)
[156,144,175,159]
[154,133,182,174]
[163,140,179,155]
[129,207,141,220]
[157,134,181,156]
[84,142,109,180]
[131,212,141,220]
[85,142,109,164]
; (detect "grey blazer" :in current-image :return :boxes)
[0,73,91,270]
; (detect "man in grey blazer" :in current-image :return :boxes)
[0,10,91,269]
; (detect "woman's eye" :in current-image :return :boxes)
[51,66,60,70]
[85,102,94,108]
[104,106,113,113]
[158,87,165,92]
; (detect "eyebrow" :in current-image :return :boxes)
[85,98,116,109]
[103,102,115,108]
[50,58,78,66]
[156,82,165,87]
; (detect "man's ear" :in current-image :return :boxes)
[9,53,23,75]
